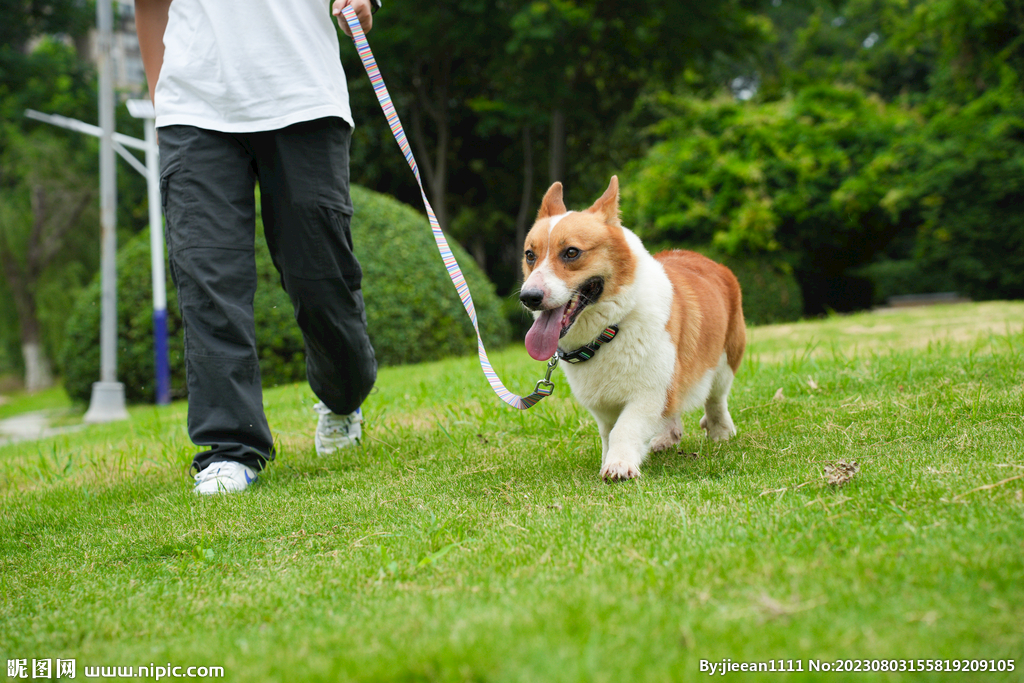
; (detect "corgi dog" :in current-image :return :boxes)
[519,176,746,480]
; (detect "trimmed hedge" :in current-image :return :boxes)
[62,229,183,405]
[62,185,509,404]
[351,186,509,365]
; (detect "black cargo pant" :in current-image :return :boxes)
[159,117,377,473]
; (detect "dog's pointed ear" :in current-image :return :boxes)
[537,182,567,219]
[588,176,621,227]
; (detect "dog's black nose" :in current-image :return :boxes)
[520,289,544,310]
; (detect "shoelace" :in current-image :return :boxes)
[340,7,555,411]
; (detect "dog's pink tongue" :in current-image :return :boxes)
[525,306,566,360]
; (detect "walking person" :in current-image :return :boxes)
[134,0,381,494]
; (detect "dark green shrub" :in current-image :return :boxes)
[853,258,956,305]
[903,84,1024,300]
[62,185,509,404]
[62,230,174,404]
[851,80,1024,304]
[711,251,804,325]
[0,279,20,376]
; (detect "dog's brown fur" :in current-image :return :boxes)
[657,250,745,417]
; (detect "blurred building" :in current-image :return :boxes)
[37,1,146,96]
[100,1,146,95]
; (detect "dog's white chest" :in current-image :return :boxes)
[560,279,677,414]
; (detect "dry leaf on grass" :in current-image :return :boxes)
[772,387,785,402]
[807,376,818,390]
[824,460,859,487]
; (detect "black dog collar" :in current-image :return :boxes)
[558,325,619,364]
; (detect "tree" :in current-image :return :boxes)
[343,1,773,295]
[1,9,97,387]
[0,13,149,387]
[896,0,1024,102]
[342,0,511,236]
[0,1,95,123]
[890,78,1024,301]
[506,0,769,186]
[0,130,97,390]
[0,0,93,55]
[621,0,1024,312]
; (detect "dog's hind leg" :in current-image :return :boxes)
[700,357,737,442]
[650,414,683,452]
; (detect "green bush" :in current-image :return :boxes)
[62,230,175,404]
[623,79,1024,311]
[0,278,21,376]
[848,79,1024,304]
[501,293,535,343]
[62,185,509,404]
[622,86,920,313]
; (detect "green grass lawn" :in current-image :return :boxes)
[2,302,1022,682]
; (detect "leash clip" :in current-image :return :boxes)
[533,355,559,397]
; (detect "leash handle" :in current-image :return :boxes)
[341,7,553,410]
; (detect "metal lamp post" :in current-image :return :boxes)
[126,98,171,406]
[83,0,129,423]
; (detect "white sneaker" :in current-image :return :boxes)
[314,402,363,455]
[193,461,257,495]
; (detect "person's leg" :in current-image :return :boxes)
[253,117,377,417]
[159,125,274,473]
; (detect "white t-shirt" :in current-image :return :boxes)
[154,0,353,132]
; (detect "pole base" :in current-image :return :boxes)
[83,381,129,423]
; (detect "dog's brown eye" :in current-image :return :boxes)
[525,249,536,263]
[563,247,581,260]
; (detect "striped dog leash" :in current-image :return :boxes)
[340,6,556,409]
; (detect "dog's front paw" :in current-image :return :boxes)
[601,460,640,481]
